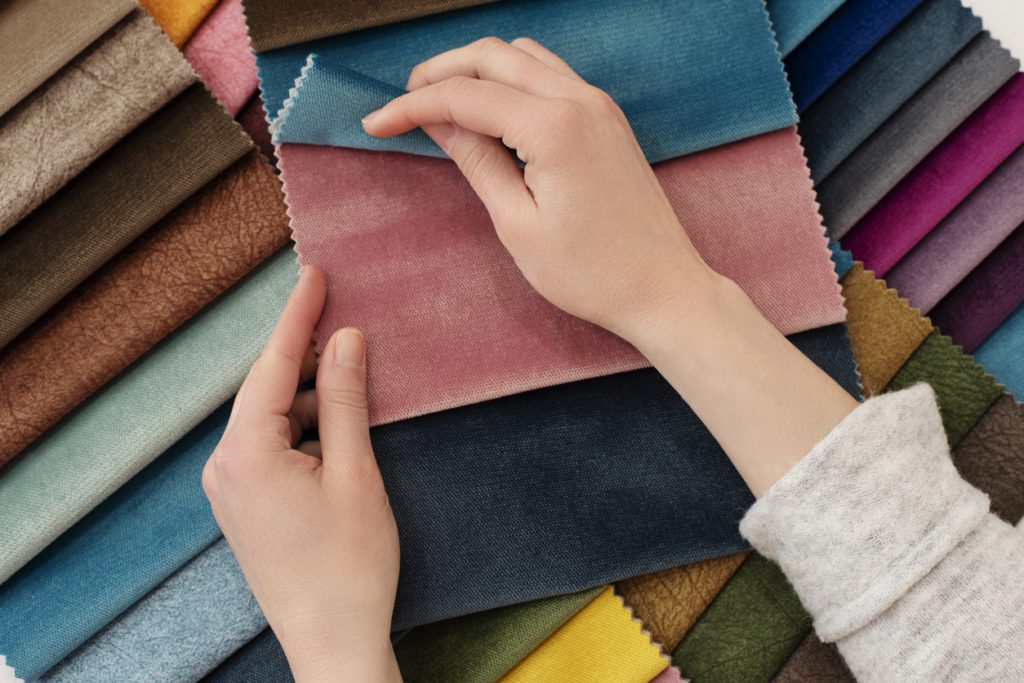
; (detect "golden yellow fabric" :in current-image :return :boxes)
[140,0,219,46]
[501,587,668,683]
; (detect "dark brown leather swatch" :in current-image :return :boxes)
[772,634,853,682]
[953,394,1024,524]
[0,84,252,351]
[0,152,290,466]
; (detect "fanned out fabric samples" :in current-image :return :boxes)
[0,9,196,233]
[140,0,219,46]
[0,0,134,117]
[0,84,252,353]
[500,588,668,682]
[975,305,1024,398]
[183,0,259,115]
[765,0,845,57]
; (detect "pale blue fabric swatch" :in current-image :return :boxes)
[766,0,846,56]
[974,303,1024,399]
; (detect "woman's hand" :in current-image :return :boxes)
[202,266,401,683]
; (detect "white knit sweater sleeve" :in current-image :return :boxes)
[739,383,1024,681]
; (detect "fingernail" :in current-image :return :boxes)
[361,109,383,128]
[334,328,365,368]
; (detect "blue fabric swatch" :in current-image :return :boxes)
[784,0,924,112]
[261,0,798,163]
[974,304,1024,399]
[766,0,846,57]
[829,240,854,279]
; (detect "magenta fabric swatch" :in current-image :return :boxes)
[281,126,847,425]
[928,225,1024,353]
[183,0,258,115]
[885,145,1024,313]
[841,73,1024,276]
[651,665,686,682]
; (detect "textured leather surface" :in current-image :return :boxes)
[772,634,853,682]
[0,10,196,233]
[0,153,289,466]
[953,394,1024,524]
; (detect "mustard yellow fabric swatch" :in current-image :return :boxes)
[501,587,667,683]
[141,0,219,45]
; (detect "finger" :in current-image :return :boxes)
[288,390,319,446]
[300,341,318,383]
[297,441,322,459]
[317,328,374,463]
[509,38,585,81]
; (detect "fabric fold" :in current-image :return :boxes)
[183,0,259,115]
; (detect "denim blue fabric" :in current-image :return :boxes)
[766,0,845,57]
[261,0,798,163]
[785,0,924,112]
[0,405,229,681]
[204,629,291,683]
[829,240,854,279]
[800,0,980,183]
[973,304,1024,399]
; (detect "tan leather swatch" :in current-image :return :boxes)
[615,553,747,652]
[772,634,853,682]
[840,263,933,395]
[0,152,290,466]
[0,0,135,117]
[0,84,252,351]
[0,10,195,233]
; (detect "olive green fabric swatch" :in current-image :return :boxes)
[395,588,602,682]
[0,84,251,351]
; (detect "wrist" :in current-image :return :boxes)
[275,614,402,683]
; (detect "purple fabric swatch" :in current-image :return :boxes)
[929,225,1024,352]
[841,73,1024,276]
[886,145,1024,313]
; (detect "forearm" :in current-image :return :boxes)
[277,624,402,683]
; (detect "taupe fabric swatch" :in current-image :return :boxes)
[818,34,1019,238]
[243,0,500,52]
[0,84,252,351]
[0,0,135,117]
[0,10,195,233]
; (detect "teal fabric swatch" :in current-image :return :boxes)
[829,240,854,278]
[766,0,846,56]
[974,303,1024,399]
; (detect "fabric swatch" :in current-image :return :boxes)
[818,33,1018,238]
[840,263,933,395]
[651,666,686,683]
[841,74,1024,275]
[615,554,748,653]
[183,0,259,115]
[829,241,855,279]
[928,225,1024,353]
[783,0,923,112]
[974,304,1024,399]
[0,10,195,233]
[258,0,798,164]
[140,0,219,46]
[885,146,1024,314]
[500,587,668,682]
[203,629,292,683]
[799,0,980,184]
[282,128,846,425]
[765,0,845,57]
[0,0,134,117]
[238,94,277,162]
[0,84,252,352]
[772,635,853,682]
[953,395,1024,527]
[0,153,288,475]
[0,249,297,586]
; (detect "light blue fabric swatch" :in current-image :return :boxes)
[766,0,846,56]
[261,0,798,163]
[974,303,1024,399]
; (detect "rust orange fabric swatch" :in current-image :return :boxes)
[0,152,289,465]
[141,0,218,46]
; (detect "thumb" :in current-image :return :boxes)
[317,328,374,463]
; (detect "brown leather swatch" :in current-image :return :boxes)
[840,262,933,395]
[242,0,500,52]
[616,553,747,652]
[953,394,1024,524]
[0,152,290,466]
[772,634,853,682]
[0,84,252,351]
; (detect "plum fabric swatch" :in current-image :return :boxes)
[262,0,798,164]
[183,0,259,115]
[773,635,853,682]
[929,226,1024,353]
[799,0,980,184]
[841,74,1024,275]
[765,0,845,57]
[818,34,1018,238]
[140,0,218,46]
[0,153,289,465]
[0,84,252,352]
[282,128,847,425]
[0,249,297,586]
[0,10,195,233]
[0,0,134,116]
[885,146,1024,313]
[783,0,923,112]
[500,587,668,682]
[974,305,1024,399]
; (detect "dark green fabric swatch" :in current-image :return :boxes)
[0,84,251,351]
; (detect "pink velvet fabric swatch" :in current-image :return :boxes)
[183,0,258,115]
[650,665,686,683]
[281,126,846,425]
[841,73,1024,276]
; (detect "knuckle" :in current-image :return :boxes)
[510,36,535,48]
[475,36,505,54]
[459,140,493,184]
[548,98,586,129]
[324,381,368,414]
[201,460,218,500]
[581,86,621,115]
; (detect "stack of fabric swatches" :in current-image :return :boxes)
[0,1,1022,682]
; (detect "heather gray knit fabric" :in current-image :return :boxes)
[741,384,1024,681]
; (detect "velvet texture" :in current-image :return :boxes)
[260,0,798,164]
[841,74,1024,275]
[183,0,259,115]
[974,305,1024,398]
[140,0,219,46]
[928,226,1024,353]
[282,129,846,425]
[818,34,1018,238]
[0,84,252,352]
[0,153,289,466]
[765,0,845,57]
[0,10,195,233]
[0,250,297,586]
[885,147,1024,313]
[0,0,134,116]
